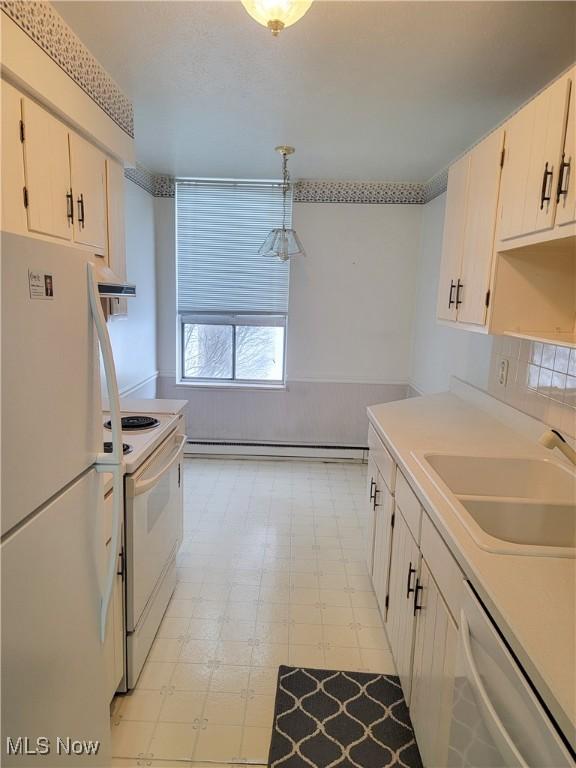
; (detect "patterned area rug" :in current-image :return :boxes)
[268,666,423,768]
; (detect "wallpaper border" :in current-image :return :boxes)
[1,0,134,137]
[125,172,448,203]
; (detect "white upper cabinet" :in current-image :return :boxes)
[1,82,128,310]
[437,155,468,323]
[499,72,571,243]
[457,129,504,326]
[437,67,576,344]
[69,131,108,254]
[21,97,72,241]
[437,130,504,328]
[1,80,27,235]
[556,70,576,227]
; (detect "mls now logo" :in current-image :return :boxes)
[6,736,100,756]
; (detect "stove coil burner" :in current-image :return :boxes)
[104,415,160,431]
[103,441,133,455]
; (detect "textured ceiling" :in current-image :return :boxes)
[54,1,576,181]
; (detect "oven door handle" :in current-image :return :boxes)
[130,435,186,497]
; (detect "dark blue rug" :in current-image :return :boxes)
[268,666,423,767]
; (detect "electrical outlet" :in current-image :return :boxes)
[498,358,509,387]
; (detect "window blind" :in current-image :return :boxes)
[176,180,291,315]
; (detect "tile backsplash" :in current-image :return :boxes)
[489,337,576,438]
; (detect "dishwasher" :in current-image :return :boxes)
[447,582,573,767]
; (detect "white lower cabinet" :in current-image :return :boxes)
[410,560,458,768]
[371,480,394,618]
[364,455,379,574]
[385,510,420,703]
[368,425,571,766]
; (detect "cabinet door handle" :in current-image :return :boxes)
[413,579,423,615]
[448,280,456,308]
[369,478,376,501]
[455,280,463,308]
[556,154,571,203]
[540,162,553,210]
[373,488,381,509]
[66,190,74,224]
[406,562,416,598]
[77,193,85,228]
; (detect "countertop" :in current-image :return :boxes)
[118,398,187,415]
[367,391,576,748]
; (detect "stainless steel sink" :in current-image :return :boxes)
[422,454,575,502]
[413,452,576,557]
[460,499,576,550]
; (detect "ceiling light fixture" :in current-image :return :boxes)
[241,0,313,36]
[259,146,306,262]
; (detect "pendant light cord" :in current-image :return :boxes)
[282,151,289,232]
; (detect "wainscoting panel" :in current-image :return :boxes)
[157,378,410,446]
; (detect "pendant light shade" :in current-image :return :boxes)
[241,0,313,36]
[259,145,307,262]
[259,228,306,262]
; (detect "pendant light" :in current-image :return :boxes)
[241,1,313,36]
[259,146,306,262]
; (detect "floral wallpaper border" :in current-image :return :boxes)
[1,0,134,137]
[293,180,425,204]
[422,168,449,203]
[125,171,448,203]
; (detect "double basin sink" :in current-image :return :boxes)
[415,453,576,558]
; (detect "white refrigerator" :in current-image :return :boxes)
[1,233,125,766]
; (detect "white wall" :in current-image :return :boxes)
[410,193,493,394]
[288,203,421,382]
[155,198,422,444]
[106,179,157,397]
[155,197,176,379]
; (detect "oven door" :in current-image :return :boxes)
[125,430,186,632]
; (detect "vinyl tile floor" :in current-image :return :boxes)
[111,458,395,766]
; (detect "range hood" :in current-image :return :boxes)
[94,262,136,298]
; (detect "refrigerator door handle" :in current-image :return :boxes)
[87,263,123,466]
[87,262,124,642]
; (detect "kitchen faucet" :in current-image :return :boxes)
[539,429,576,466]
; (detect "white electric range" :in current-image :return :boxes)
[102,406,186,689]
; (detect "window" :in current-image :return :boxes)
[176,180,291,384]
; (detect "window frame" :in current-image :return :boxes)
[178,311,287,387]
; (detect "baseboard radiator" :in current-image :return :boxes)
[184,439,368,462]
